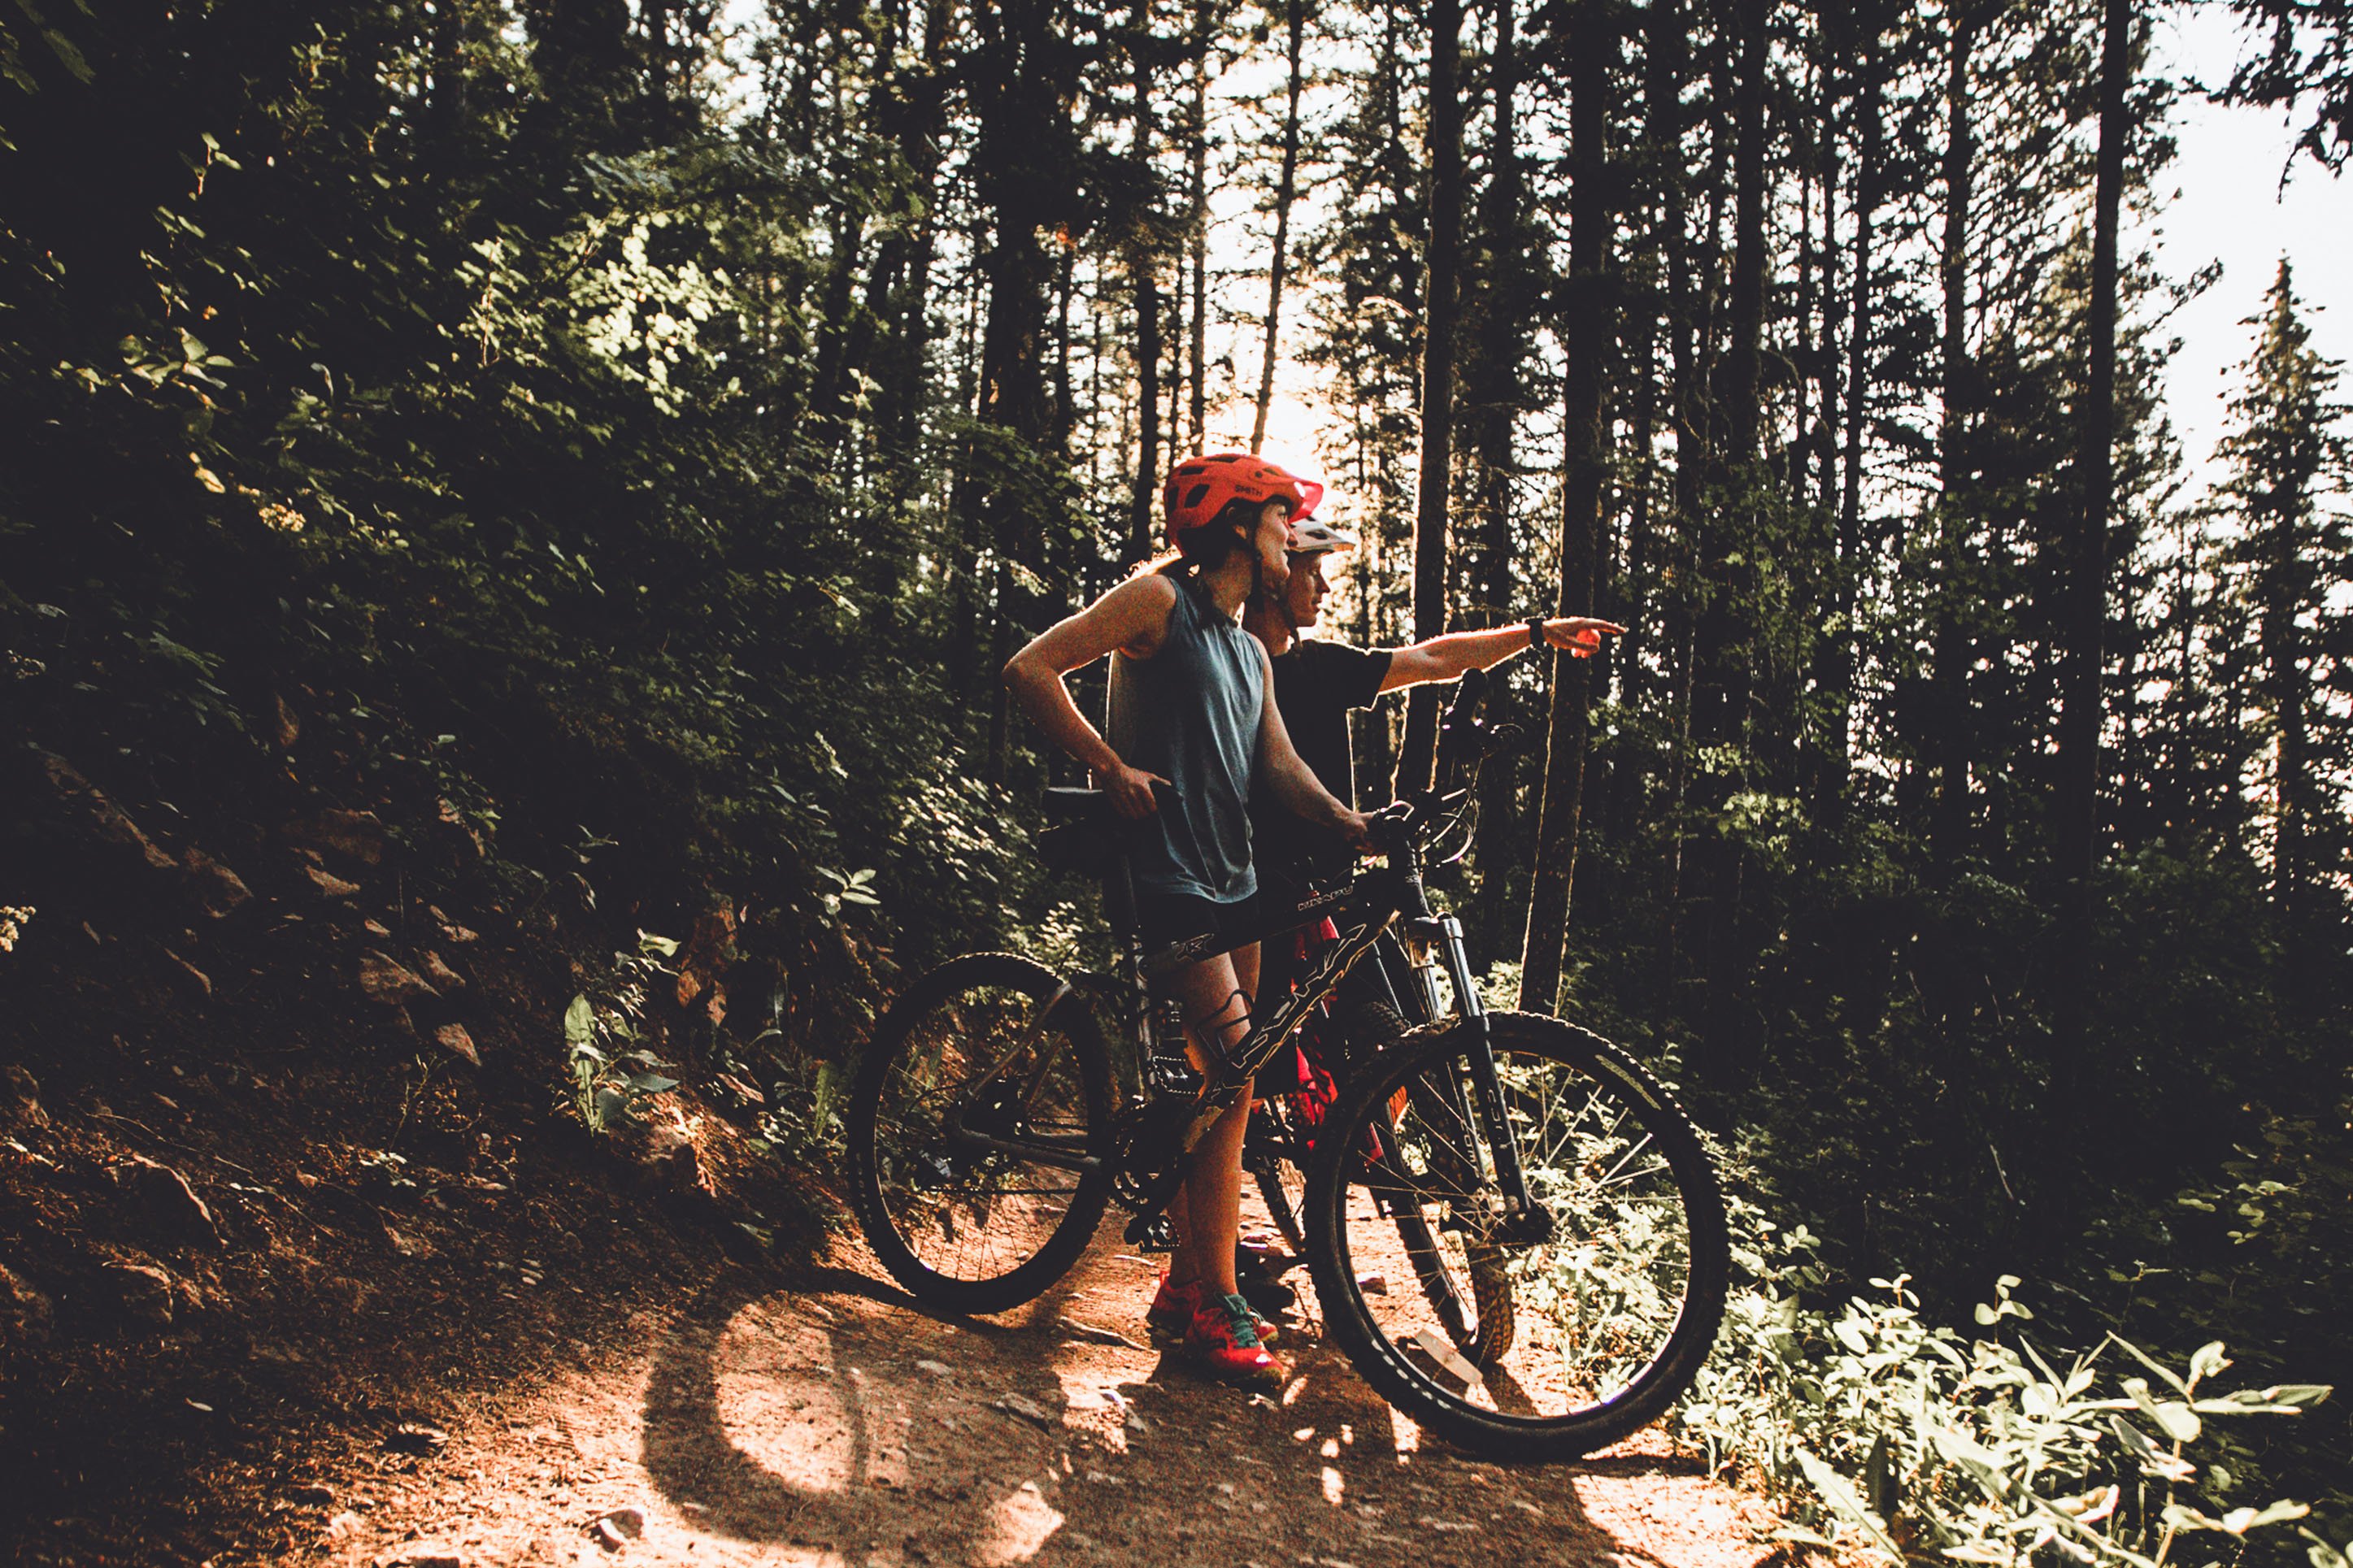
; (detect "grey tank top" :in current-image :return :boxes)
[1107,576,1264,903]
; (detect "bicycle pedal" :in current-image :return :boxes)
[1124,1213,1176,1252]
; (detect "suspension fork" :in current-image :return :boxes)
[1412,914,1537,1218]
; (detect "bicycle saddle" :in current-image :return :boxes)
[1042,785,1118,826]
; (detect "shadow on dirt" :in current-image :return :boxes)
[635,1249,1704,1567]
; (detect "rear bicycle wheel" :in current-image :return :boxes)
[846,953,1114,1316]
[1248,1103,1311,1255]
[1305,1013,1728,1459]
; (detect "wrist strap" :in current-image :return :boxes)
[1528,616,1546,651]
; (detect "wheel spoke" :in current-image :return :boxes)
[1307,1014,1725,1457]
[849,958,1111,1310]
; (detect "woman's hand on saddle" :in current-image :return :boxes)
[1106,762,1170,819]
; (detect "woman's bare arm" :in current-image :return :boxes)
[1003,574,1180,819]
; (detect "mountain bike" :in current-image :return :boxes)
[844,672,1729,1458]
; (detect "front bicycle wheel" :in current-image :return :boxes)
[1304,1013,1727,1459]
[846,953,1114,1316]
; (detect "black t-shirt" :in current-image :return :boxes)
[1253,638,1392,882]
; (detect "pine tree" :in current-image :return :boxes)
[2215,261,2353,996]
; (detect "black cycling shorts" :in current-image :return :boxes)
[1135,888,1261,956]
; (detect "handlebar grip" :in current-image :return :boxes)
[1444,667,1488,729]
[1434,668,1488,790]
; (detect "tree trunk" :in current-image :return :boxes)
[1189,0,1212,450]
[1127,0,1163,562]
[1931,4,1980,867]
[1469,0,1525,950]
[1519,0,1615,1016]
[1720,0,1767,465]
[1827,1,1881,827]
[1252,0,1309,454]
[2058,0,2128,894]
[1397,0,1467,799]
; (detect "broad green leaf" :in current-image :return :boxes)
[2263,1385,2333,1409]
[2110,1336,2191,1397]
[1795,1447,1901,1560]
[563,994,595,1046]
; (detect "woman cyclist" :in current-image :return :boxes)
[1003,453,1369,1385]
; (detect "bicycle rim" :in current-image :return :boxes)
[846,953,1112,1315]
[1306,1013,1728,1458]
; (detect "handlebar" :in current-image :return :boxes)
[1357,671,1498,867]
[1435,667,1489,794]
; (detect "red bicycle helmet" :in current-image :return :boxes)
[1162,453,1324,551]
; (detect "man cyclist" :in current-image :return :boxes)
[1003,452,1370,1387]
[1242,519,1624,1006]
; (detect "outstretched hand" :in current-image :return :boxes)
[1541,616,1628,658]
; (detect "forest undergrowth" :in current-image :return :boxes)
[5,1,2351,1564]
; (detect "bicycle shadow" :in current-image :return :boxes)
[634,1243,1730,1568]
[636,1255,1095,1549]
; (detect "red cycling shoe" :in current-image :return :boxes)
[1183,1291,1287,1388]
[1149,1274,1277,1346]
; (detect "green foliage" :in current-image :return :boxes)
[560,934,685,1133]
[1681,1211,2332,1568]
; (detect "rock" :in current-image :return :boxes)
[598,1506,646,1539]
[591,1519,626,1552]
[914,1358,952,1377]
[103,1260,176,1326]
[993,1392,1056,1429]
[36,752,177,876]
[374,1543,466,1568]
[161,948,213,997]
[639,1121,700,1190]
[359,952,437,1007]
[283,808,386,866]
[1057,1316,1142,1349]
[181,846,252,917]
[305,863,361,899]
[1,1262,54,1346]
[674,906,737,1010]
[715,1073,764,1106]
[290,1482,337,1506]
[110,1155,221,1247]
[323,1509,363,1543]
[383,1422,448,1455]
[431,1023,480,1067]
[420,950,465,992]
[434,799,485,860]
[0,1065,46,1129]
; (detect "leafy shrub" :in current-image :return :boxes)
[560,932,685,1132]
[1678,1208,2334,1568]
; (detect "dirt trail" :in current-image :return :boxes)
[317,1218,1780,1568]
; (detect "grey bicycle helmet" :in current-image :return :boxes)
[1285,517,1358,557]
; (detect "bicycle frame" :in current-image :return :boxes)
[944,669,1546,1240]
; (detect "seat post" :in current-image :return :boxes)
[1104,851,1140,945]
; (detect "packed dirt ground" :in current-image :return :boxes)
[0,748,1787,1568]
[297,1230,1781,1568]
